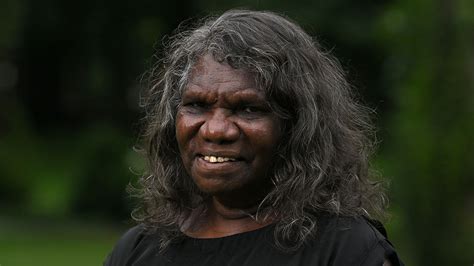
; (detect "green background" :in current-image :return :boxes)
[1,0,473,265]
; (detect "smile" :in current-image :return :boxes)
[202,155,237,163]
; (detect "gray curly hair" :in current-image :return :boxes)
[132,9,387,251]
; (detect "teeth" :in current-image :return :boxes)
[203,155,236,163]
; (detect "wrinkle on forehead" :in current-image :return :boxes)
[182,54,268,106]
[187,54,256,91]
[184,84,266,106]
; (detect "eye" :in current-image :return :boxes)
[242,106,259,113]
[188,102,204,108]
[236,105,266,118]
[184,101,206,108]
[181,101,208,114]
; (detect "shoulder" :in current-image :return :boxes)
[305,215,403,266]
[103,225,150,266]
[316,215,383,245]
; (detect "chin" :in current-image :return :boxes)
[193,177,240,195]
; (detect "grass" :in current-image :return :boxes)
[0,216,129,266]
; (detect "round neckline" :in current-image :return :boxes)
[182,222,276,242]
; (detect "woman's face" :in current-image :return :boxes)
[176,55,281,203]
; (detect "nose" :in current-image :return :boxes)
[200,109,239,144]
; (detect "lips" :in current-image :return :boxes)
[193,152,245,176]
[202,155,237,163]
[197,150,244,162]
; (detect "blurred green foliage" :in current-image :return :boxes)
[378,0,474,264]
[0,216,127,265]
[0,0,472,265]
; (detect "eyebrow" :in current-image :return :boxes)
[181,87,268,107]
[183,85,264,97]
[229,89,266,102]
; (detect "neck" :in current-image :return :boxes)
[183,197,275,238]
[211,196,260,219]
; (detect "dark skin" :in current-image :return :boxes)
[176,54,281,238]
[174,55,395,265]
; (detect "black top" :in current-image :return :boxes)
[104,215,403,266]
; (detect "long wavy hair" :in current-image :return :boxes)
[131,9,387,251]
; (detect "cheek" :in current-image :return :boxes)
[261,118,282,144]
[175,113,192,153]
[175,113,186,150]
[175,114,194,177]
[175,111,202,155]
[247,119,282,157]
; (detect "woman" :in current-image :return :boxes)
[105,10,403,266]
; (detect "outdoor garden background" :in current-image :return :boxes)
[1,0,473,265]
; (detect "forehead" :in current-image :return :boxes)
[185,54,258,94]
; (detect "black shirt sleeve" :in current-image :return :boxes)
[104,225,144,266]
[314,216,404,266]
